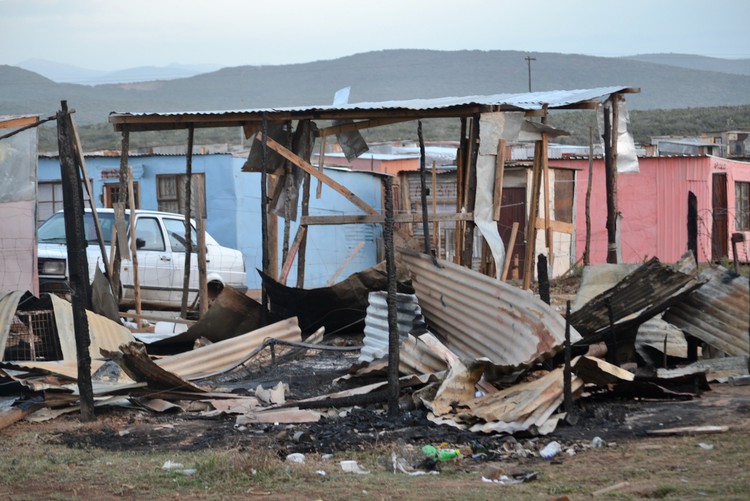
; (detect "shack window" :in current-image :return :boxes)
[104,183,140,209]
[735,182,750,231]
[157,174,206,217]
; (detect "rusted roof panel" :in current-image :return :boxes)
[400,251,580,370]
[569,257,703,343]
[663,266,750,356]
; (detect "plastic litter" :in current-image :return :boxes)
[422,445,460,461]
[285,453,305,464]
[340,460,370,474]
[540,441,561,460]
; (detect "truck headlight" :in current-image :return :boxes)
[41,259,66,275]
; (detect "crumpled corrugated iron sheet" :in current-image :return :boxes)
[568,256,703,344]
[359,291,425,363]
[424,363,583,435]
[156,317,303,380]
[401,251,581,370]
[663,266,750,357]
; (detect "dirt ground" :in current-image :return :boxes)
[3,341,750,500]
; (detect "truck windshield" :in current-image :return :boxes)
[37,212,130,245]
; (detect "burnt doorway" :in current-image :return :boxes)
[711,173,728,261]
[498,187,526,280]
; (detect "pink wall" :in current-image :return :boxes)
[552,156,718,265]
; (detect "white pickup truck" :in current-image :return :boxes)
[37,208,247,309]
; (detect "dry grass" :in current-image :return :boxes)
[1,416,749,500]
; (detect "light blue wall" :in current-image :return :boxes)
[38,154,238,248]
[232,159,383,290]
[39,154,384,290]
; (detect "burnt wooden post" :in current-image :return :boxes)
[537,254,550,304]
[603,98,618,264]
[417,121,433,258]
[384,176,400,418]
[563,300,574,418]
[260,114,270,325]
[57,101,95,421]
[584,127,594,266]
[461,115,479,267]
[180,126,194,318]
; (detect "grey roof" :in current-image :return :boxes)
[109,86,639,131]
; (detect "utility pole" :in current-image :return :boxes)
[525,55,536,92]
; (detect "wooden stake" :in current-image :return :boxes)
[256,132,379,216]
[326,241,365,286]
[127,167,142,328]
[542,132,554,271]
[523,141,543,290]
[432,160,438,249]
[316,134,327,199]
[501,222,519,282]
[584,126,594,266]
[281,225,307,285]
[196,180,208,317]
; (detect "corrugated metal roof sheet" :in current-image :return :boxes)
[401,251,581,370]
[663,266,750,357]
[568,257,703,343]
[156,317,303,380]
[359,291,425,363]
[110,87,635,121]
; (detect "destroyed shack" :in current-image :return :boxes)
[4,87,748,468]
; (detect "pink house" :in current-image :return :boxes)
[551,155,750,266]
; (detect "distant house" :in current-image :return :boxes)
[37,153,384,290]
[552,154,750,265]
[651,130,750,159]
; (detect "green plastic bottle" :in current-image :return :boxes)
[422,445,460,461]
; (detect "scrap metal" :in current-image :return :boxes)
[663,266,750,357]
[401,251,581,370]
[568,256,703,343]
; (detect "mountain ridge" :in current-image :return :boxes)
[3,49,750,126]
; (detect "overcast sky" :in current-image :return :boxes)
[2,0,749,71]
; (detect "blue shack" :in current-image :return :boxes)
[38,153,385,290]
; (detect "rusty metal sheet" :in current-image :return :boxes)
[156,317,302,380]
[400,251,580,370]
[569,257,703,344]
[663,266,750,357]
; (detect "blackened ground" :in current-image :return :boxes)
[50,339,750,463]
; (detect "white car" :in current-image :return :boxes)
[37,208,247,309]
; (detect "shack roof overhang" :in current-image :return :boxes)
[108,86,639,132]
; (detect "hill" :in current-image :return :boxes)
[622,53,750,77]
[3,49,750,128]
